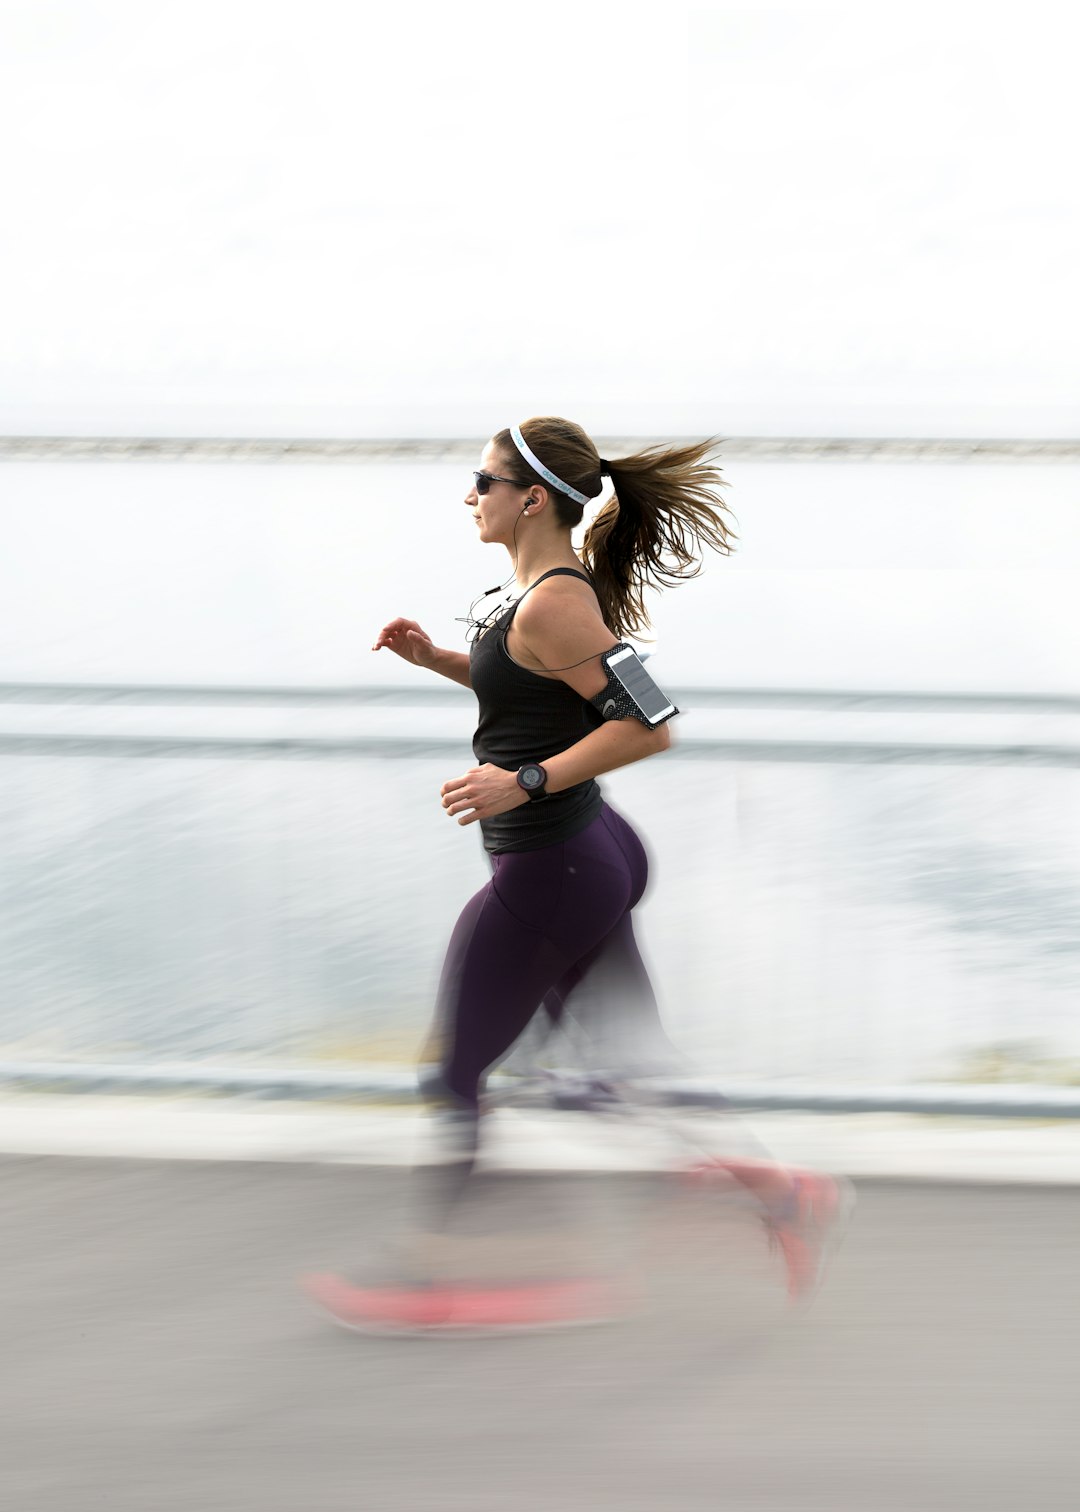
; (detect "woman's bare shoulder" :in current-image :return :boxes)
[512,573,614,687]
[517,569,603,623]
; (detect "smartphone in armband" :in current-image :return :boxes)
[596,644,679,729]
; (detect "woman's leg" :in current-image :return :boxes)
[406,818,643,1273]
[539,912,686,1076]
[428,809,793,1244]
[433,821,638,1109]
[536,806,683,1075]
[535,809,798,1206]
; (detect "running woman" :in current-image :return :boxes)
[304,417,848,1331]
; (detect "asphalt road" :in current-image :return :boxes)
[2,1155,1077,1512]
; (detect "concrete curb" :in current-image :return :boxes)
[4,1089,1080,1185]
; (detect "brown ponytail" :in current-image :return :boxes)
[493,417,736,639]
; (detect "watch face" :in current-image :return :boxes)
[519,764,544,790]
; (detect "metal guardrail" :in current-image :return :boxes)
[2,435,1079,463]
[2,1059,1079,1117]
[1,683,1078,713]
[1,683,1076,766]
[2,734,1077,768]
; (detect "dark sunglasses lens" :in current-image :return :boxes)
[473,472,492,494]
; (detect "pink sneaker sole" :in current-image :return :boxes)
[300,1273,632,1336]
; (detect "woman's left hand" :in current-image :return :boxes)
[440,764,528,825]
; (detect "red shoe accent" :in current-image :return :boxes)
[301,1273,627,1334]
[764,1171,854,1301]
[302,1274,454,1329]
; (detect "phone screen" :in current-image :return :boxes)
[607,647,676,723]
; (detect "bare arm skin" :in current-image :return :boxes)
[372,617,472,690]
[439,576,671,825]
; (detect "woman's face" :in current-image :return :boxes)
[465,441,532,547]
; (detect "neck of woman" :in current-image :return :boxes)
[508,537,583,591]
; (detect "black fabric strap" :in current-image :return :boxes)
[502,567,592,628]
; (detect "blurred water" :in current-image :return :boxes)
[2,726,1077,1083]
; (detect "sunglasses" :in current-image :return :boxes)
[473,470,529,495]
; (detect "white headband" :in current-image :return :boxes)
[510,425,591,507]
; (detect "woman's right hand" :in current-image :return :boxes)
[372,617,439,669]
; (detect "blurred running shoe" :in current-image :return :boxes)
[300,1273,631,1335]
[763,1170,855,1301]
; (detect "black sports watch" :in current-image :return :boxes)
[515,762,549,801]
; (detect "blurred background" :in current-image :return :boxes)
[2,0,1078,1093]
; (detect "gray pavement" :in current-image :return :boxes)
[2,1155,1079,1511]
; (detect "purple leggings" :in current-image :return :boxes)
[428,804,675,1112]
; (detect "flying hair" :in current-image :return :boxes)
[492,417,736,639]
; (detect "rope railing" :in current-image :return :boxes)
[2,435,1078,463]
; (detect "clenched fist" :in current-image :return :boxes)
[440,764,529,826]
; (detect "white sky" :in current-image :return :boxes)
[1,0,1078,437]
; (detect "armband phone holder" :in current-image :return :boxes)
[589,643,679,730]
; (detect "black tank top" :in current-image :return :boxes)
[469,567,605,853]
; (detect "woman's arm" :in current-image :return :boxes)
[544,714,671,790]
[440,710,670,825]
[439,582,672,825]
[372,617,472,689]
